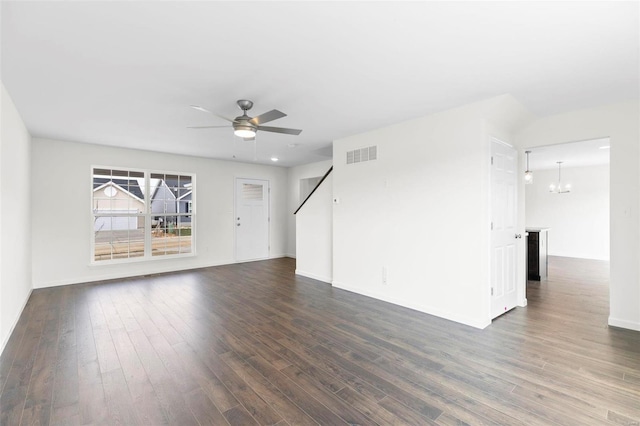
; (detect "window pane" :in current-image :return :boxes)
[111,237,131,260]
[178,200,191,216]
[93,168,111,177]
[178,225,192,254]
[165,175,179,191]
[94,224,113,261]
[242,183,263,200]
[152,216,172,256]
[129,216,145,258]
[94,242,112,261]
[179,175,191,188]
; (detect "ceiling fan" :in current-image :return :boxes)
[189,100,302,140]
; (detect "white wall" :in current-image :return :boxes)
[1,83,32,352]
[526,164,610,260]
[517,100,640,331]
[331,96,528,329]
[295,173,333,283]
[31,138,289,288]
[286,159,332,257]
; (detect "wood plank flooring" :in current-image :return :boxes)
[1,256,639,425]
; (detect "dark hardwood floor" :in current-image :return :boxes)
[1,256,639,425]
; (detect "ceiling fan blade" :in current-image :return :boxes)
[249,109,286,125]
[190,105,235,123]
[187,125,230,129]
[258,125,302,135]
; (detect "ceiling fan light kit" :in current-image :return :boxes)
[234,125,257,139]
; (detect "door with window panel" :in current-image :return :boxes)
[235,178,269,261]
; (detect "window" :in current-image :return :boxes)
[92,167,194,262]
[242,183,264,200]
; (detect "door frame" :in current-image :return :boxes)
[519,138,611,316]
[234,177,271,262]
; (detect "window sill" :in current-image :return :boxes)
[90,251,197,266]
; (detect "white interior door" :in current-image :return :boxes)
[491,139,518,319]
[235,178,269,262]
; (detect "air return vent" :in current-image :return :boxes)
[346,146,377,165]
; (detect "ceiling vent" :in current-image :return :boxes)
[347,146,377,165]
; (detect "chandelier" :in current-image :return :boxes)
[549,161,571,193]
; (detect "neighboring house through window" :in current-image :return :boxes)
[92,167,194,262]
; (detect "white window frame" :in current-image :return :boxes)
[91,166,196,264]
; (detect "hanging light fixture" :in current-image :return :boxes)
[524,150,533,184]
[549,161,571,193]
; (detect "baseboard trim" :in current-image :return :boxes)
[331,280,490,329]
[269,253,289,259]
[1,288,33,356]
[295,269,331,284]
[35,259,236,289]
[608,317,640,332]
[235,254,290,264]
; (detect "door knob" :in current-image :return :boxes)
[515,234,522,239]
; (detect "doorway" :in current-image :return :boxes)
[235,178,270,262]
[523,138,610,306]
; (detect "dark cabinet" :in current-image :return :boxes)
[527,228,548,281]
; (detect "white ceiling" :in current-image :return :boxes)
[2,1,638,167]
[526,138,610,171]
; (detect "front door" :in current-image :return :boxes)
[235,178,269,262]
[491,139,518,319]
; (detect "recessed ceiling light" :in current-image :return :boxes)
[599,145,610,149]
[270,157,279,162]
